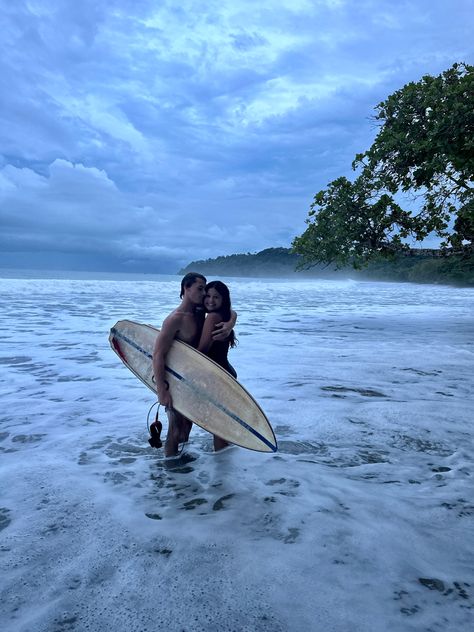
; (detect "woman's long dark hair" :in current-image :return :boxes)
[205,281,236,348]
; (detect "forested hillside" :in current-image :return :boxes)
[180,247,473,286]
[180,248,342,278]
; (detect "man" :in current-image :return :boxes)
[152,272,236,456]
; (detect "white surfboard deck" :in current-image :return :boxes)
[109,320,277,453]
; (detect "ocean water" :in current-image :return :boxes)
[0,272,473,632]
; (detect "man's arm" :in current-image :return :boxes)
[152,314,180,408]
[212,309,237,341]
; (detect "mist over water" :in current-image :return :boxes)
[1,273,473,631]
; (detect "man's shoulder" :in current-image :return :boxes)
[162,309,186,331]
[162,307,199,330]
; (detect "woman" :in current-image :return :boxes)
[198,280,237,451]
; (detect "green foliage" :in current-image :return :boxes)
[362,253,474,286]
[356,62,474,247]
[293,176,411,269]
[357,63,473,195]
[452,200,474,247]
[294,63,474,268]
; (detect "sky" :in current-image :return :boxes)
[0,0,473,273]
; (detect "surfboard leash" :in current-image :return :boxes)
[147,401,163,449]
[146,402,187,455]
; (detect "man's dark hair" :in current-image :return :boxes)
[180,272,207,298]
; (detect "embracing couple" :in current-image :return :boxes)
[152,272,237,457]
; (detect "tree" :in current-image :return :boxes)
[294,63,474,268]
[293,176,411,269]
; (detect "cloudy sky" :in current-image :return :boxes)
[1,0,472,273]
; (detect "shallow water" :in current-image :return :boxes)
[1,273,473,631]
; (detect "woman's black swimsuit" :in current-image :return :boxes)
[207,339,237,378]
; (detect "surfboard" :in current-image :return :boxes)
[109,320,277,453]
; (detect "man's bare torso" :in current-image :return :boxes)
[166,308,201,347]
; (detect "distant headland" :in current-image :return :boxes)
[179,247,473,287]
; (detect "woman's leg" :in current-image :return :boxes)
[213,434,229,451]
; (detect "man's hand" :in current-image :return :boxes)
[159,391,172,408]
[157,381,172,408]
[212,309,237,341]
[212,321,232,341]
